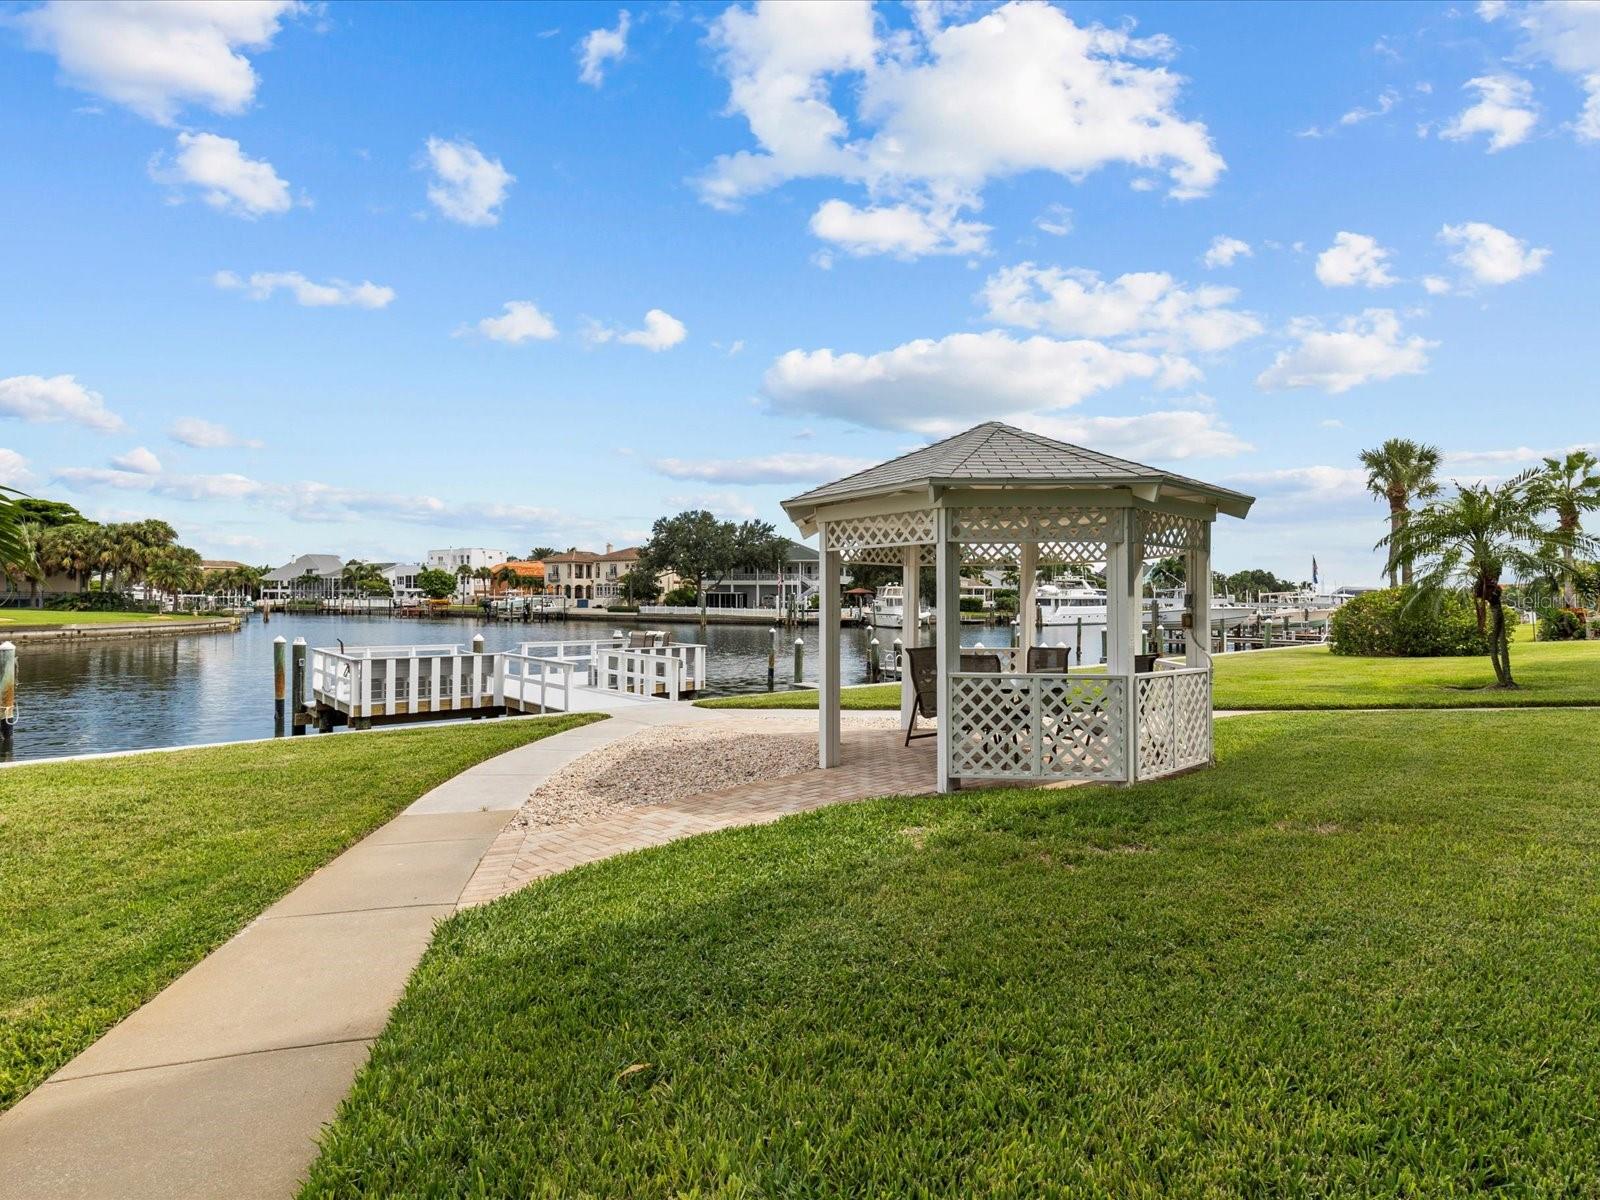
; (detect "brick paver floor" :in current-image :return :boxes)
[458,727,942,907]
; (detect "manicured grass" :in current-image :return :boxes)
[1211,638,1600,709]
[0,714,602,1111]
[696,682,901,710]
[0,609,196,628]
[303,710,1600,1196]
[698,638,1600,711]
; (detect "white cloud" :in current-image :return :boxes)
[578,10,630,87]
[1314,232,1397,288]
[700,2,1222,256]
[1256,309,1435,394]
[214,269,394,309]
[1438,221,1550,285]
[1019,410,1251,461]
[15,0,301,124]
[761,329,1183,434]
[1225,465,1370,509]
[0,449,35,488]
[1320,418,1344,428]
[1421,275,1453,295]
[1440,74,1538,151]
[0,374,125,432]
[587,308,687,351]
[148,132,292,217]
[169,417,264,449]
[1202,236,1251,269]
[1034,204,1073,237]
[1298,88,1399,138]
[110,446,162,474]
[1481,1,1600,141]
[980,264,1263,354]
[463,301,558,344]
[809,198,989,258]
[56,465,264,501]
[663,490,760,520]
[651,452,874,484]
[422,137,513,227]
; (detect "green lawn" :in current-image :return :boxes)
[0,609,198,628]
[0,714,602,1111]
[303,709,1600,1196]
[698,638,1600,711]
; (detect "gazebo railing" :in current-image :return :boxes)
[947,666,1211,784]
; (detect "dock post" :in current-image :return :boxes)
[892,636,902,678]
[290,638,307,735]
[1099,629,1108,665]
[1154,623,1165,657]
[767,627,777,690]
[0,641,15,759]
[868,636,881,683]
[793,637,804,684]
[1075,618,1083,667]
[273,635,287,736]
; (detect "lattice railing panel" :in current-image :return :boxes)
[1134,667,1211,779]
[948,673,1127,782]
[824,510,936,563]
[1138,510,1205,554]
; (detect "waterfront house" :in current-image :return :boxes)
[492,560,546,595]
[545,545,661,605]
[379,562,425,602]
[262,554,344,602]
[425,547,509,598]
[699,539,819,611]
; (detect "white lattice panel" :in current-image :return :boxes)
[1134,667,1211,779]
[823,510,936,563]
[1137,510,1205,554]
[947,506,1113,566]
[948,673,1128,782]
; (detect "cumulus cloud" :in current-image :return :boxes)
[110,446,162,474]
[651,452,874,484]
[0,373,125,432]
[699,1,1223,258]
[1297,88,1399,138]
[14,0,301,124]
[169,417,263,449]
[148,132,292,217]
[1315,232,1397,288]
[1256,309,1435,394]
[0,449,35,488]
[1422,275,1453,295]
[1480,1,1600,141]
[462,300,558,344]
[1018,410,1251,461]
[1224,465,1370,510]
[980,264,1263,354]
[1438,221,1550,285]
[422,137,513,227]
[1440,74,1538,151]
[578,9,630,87]
[587,308,687,351]
[213,269,394,308]
[1034,204,1073,237]
[809,199,990,258]
[761,330,1186,434]
[1202,236,1252,269]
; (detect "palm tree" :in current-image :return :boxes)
[0,487,35,581]
[455,563,473,603]
[528,546,556,562]
[1530,450,1600,608]
[1386,471,1583,688]
[494,563,524,595]
[1360,438,1443,587]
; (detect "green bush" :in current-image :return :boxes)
[659,584,700,607]
[958,596,985,612]
[1536,607,1589,641]
[604,604,639,614]
[44,592,155,613]
[1329,586,1512,657]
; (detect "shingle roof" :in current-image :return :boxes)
[782,422,1253,516]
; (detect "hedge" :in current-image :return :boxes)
[1329,586,1515,657]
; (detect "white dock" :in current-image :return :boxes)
[307,636,707,728]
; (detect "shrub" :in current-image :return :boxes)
[1536,607,1589,641]
[959,596,985,612]
[45,592,154,613]
[659,584,699,607]
[1329,586,1512,657]
[604,604,639,614]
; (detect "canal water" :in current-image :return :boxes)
[6,613,1020,762]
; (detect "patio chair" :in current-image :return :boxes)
[1026,646,1073,673]
[904,648,1003,745]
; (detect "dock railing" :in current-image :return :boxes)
[309,643,496,720]
[496,652,577,713]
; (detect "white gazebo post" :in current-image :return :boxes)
[934,507,962,793]
[818,524,842,768]
[1018,540,1039,663]
[1104,509,1137,675]
[900,542,920,726]
[1186,524,1212,667]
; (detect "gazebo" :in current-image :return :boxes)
[781,422,1254,793]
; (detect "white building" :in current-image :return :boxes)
[425,547,509,598]
[380,562,424,602]
[262,554,344,601]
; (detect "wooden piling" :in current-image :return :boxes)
[0,641,15,758]
[868,636,881,683]
[767,627,777,690]
[793,637,804,684]
[273,635,287,736]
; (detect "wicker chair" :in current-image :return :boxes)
[904,648,1001,745]
[1026,646,1073,673]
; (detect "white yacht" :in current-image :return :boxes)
[870,584,931,629]
[1035,578,1257,631]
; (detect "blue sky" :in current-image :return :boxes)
[2,0,1596,584]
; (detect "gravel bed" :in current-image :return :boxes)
[516,714,898,828]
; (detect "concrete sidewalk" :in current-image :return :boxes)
[0,703,714,1200]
